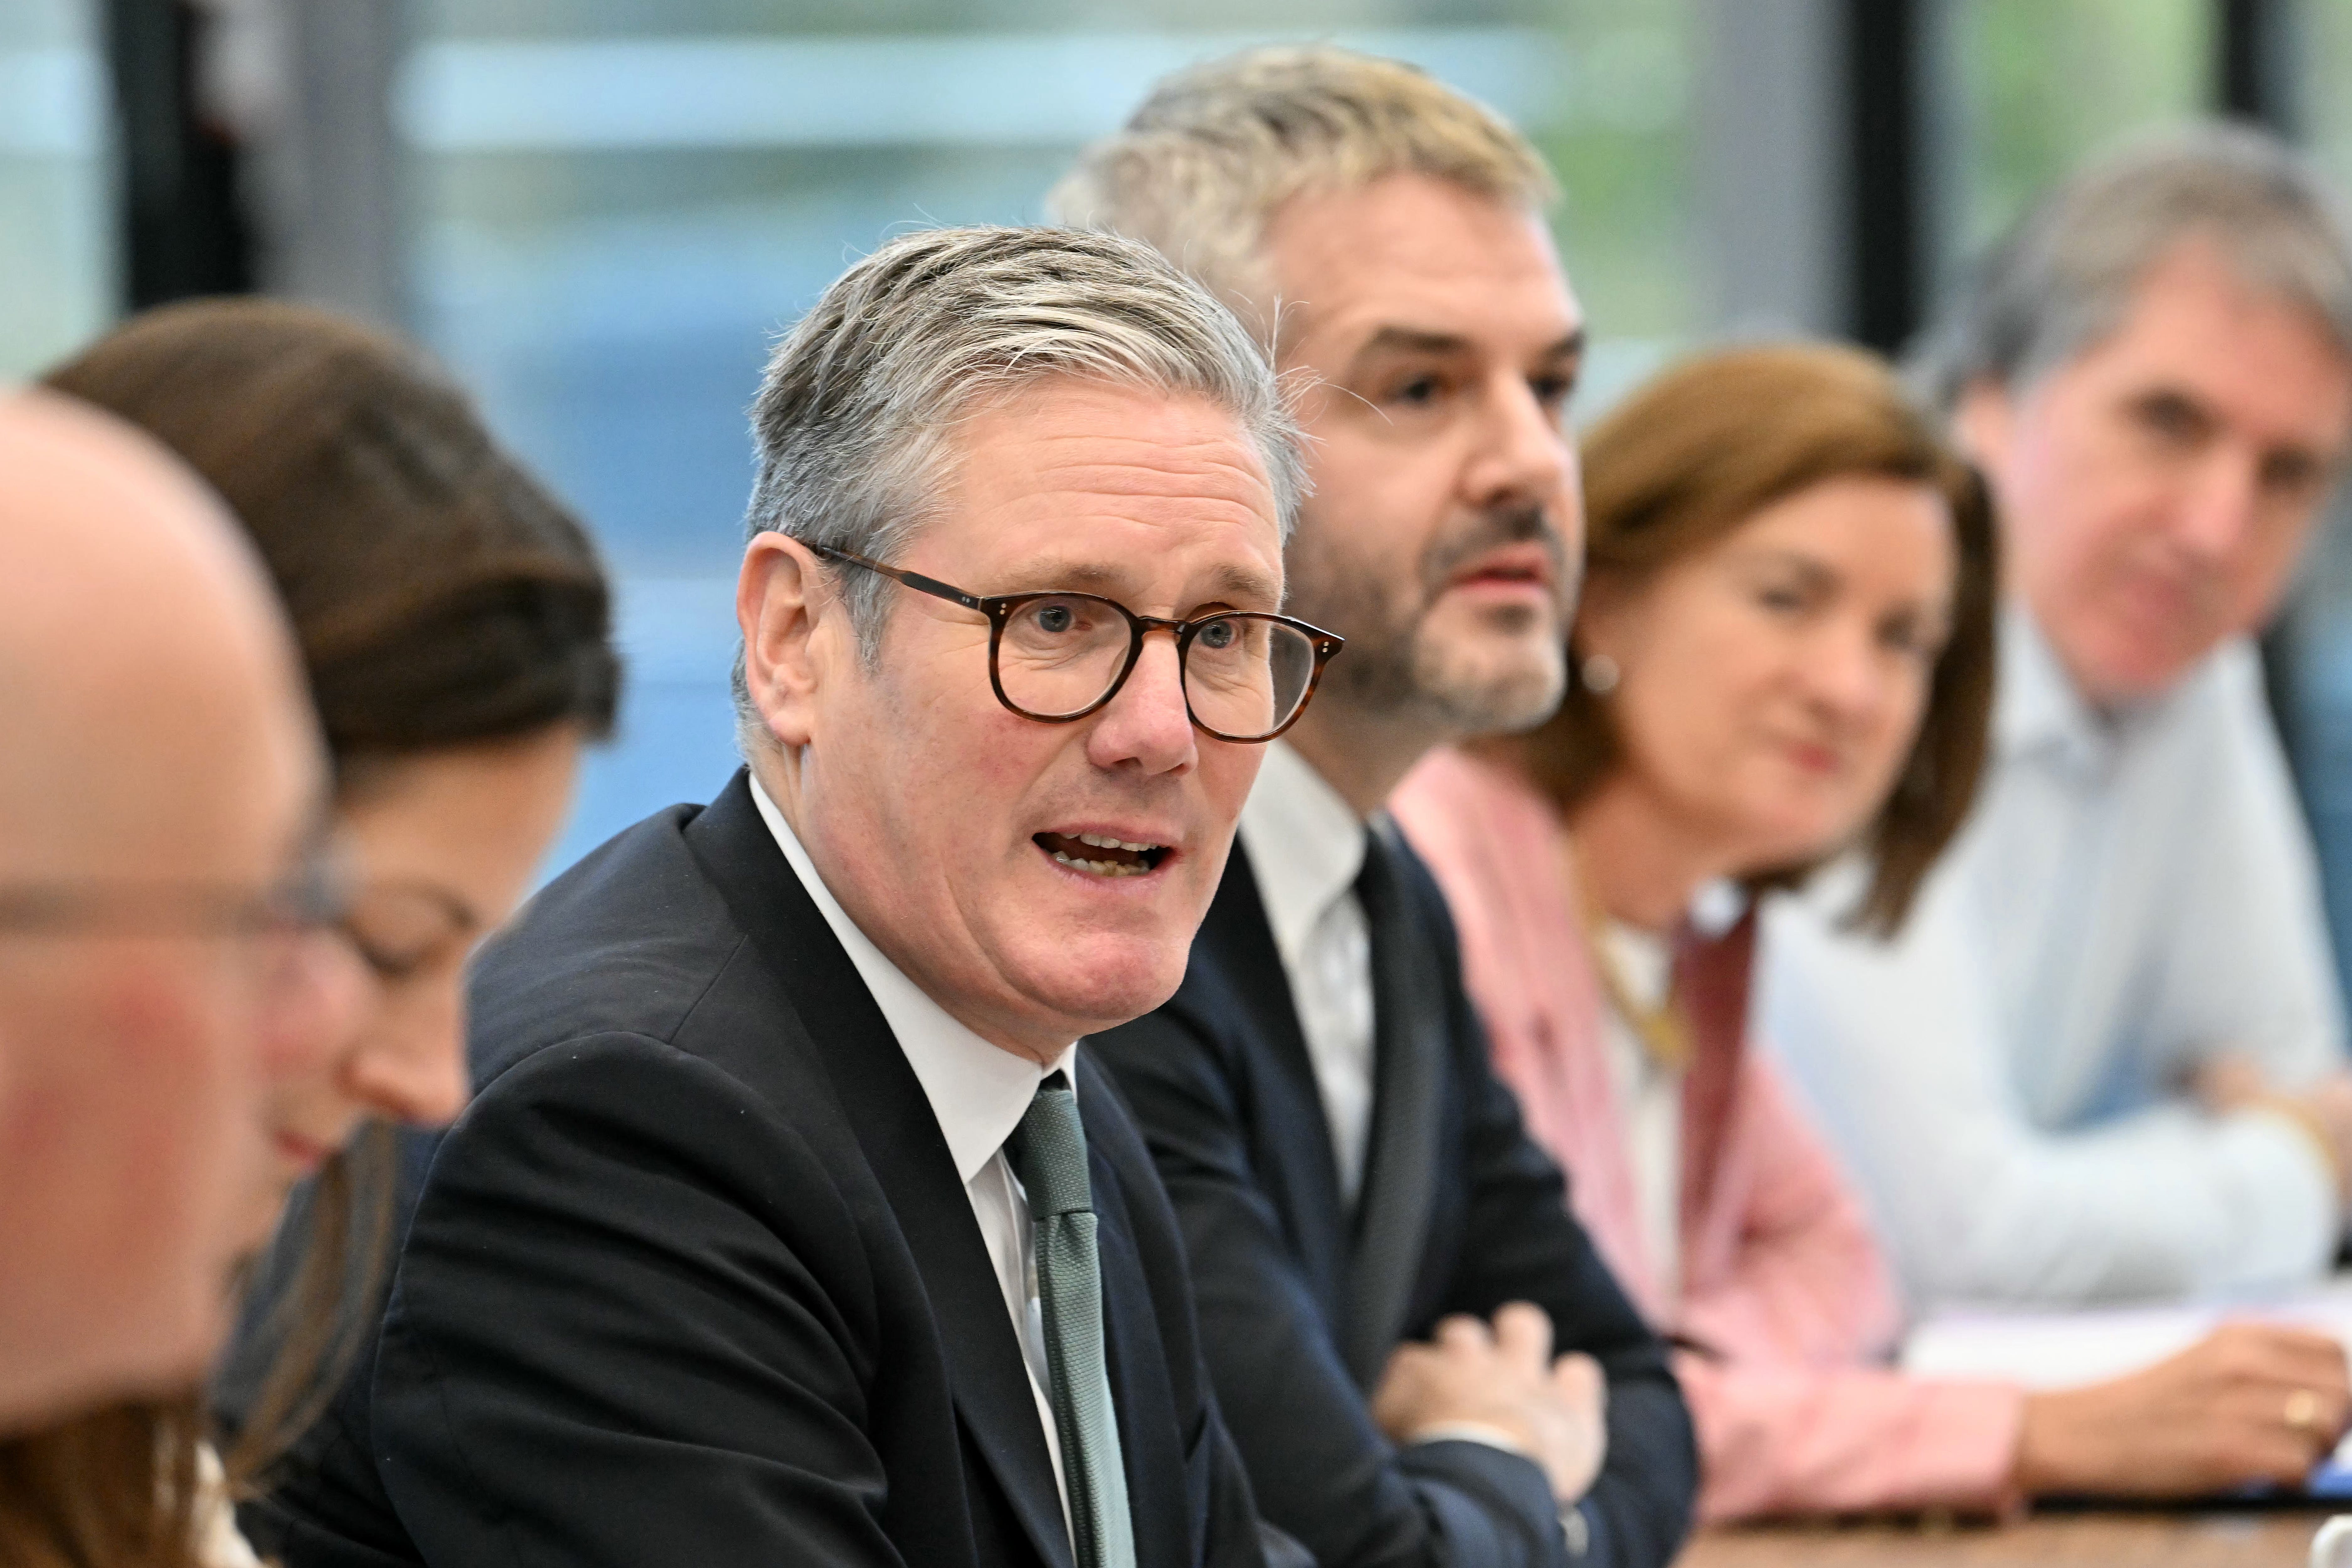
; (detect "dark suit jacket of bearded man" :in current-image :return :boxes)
[1089,830,1698,1568]
[234,770,1271,1568]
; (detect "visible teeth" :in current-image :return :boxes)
[1076,833,1161,853]
[1052,850,1150,878]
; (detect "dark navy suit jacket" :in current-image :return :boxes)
[240,771,1269,1568]
[1089,831,1698,1568]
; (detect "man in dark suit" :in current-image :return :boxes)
[1050,48,1699,1568]
[239,225,1333,1568]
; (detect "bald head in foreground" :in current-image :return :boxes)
[0,392,335,1431]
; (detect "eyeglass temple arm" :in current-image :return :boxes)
[807,543,986,613]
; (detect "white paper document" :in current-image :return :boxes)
[1902,1277,2352,1388]
[1902,1277,2352,1484]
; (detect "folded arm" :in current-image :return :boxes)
[1441,1007,1698,1568]
[1759,890,2338,1306]
[1093,1004,1580,1568]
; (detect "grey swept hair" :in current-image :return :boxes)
[1046,44,1555,339]
[734,223,1305,739]
[1912,120,2352,416]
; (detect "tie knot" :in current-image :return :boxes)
[1007,1071,1093,1219]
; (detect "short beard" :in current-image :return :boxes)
[1285,502,1575,739]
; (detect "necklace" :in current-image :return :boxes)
[1564,834,1691,1074]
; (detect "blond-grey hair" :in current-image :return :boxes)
[1914,121,2352,415]
[1046,44,1556,336]
[735,224,1304,737]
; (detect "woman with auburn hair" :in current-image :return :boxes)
[1392,342,2351,1520]
[0,298,620,1566]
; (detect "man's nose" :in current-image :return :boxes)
[1085,633,1198,776]
[346,988,471,1127]
[2175,447,2262,563]
[1464,376,1572,510]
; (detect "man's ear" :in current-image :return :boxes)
[737,533,831,750]
[1952,377,2016,477]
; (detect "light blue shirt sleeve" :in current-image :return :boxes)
[2149,647,2347,1092]
[1758,633,2345,1308]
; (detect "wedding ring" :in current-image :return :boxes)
[2287,1389,2323,1432]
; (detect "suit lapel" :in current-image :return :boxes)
[1340,816,1445,1392]
[683,772,1075,1568]
[1195,844,1352,1314]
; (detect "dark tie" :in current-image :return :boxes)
[1006,1071,1136,1568]
[1339,818,1446,1391]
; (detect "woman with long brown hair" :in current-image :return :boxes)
[1393,342,2352,1519]
[0,297,620,1565]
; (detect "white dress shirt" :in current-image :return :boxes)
[1239,744,1554,1491]
[1596,919,1682,1308]
[752,777,1075,1531]
[197,1444,263,1567]
[1238,740,1376,1203]
[1760,608,2348,1306]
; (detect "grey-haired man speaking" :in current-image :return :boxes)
[245,226,1331,1568]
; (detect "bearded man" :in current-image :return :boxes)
[1057,46,1696,1568]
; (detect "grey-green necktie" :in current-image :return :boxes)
[1006,1071,1137,1568]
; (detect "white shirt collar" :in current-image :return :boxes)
[749,774,1074,1185]
[1996,602,2099,759]
[1996,601,2180,778]
[1237,739,1367,966]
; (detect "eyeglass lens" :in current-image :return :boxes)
[997,595,1319,739]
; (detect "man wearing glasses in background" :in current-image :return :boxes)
[251,226,1325,1568]
[1053,46,1695,1568]
[0,391,351,1432]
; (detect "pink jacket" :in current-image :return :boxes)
[1391,749,2026,1522]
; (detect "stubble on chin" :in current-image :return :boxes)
[1286,508,1572,739]
[1414,617,1566,735]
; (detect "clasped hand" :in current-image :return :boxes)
[1369,1300,1608,1503]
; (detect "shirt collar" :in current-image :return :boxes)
[750,774,1074,1185]
[1237,739,1366,968]
[1995,603,2090,755]
[1995,602,2181,780]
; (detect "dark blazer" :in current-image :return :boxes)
[1089,831,1698,1568]
[240,771,1268,1568]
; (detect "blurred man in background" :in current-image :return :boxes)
[1057,47,1697,1568]
[1764,125,2352,1308]
[0,391,343,1431]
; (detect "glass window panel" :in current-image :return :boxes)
[2279,1,2352,998]
[0,0,110,381]
[2311,0,2352,179]
[1933,0,2211,283]
[403,0,1696,873]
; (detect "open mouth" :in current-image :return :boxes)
[1034,831,1171,879]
